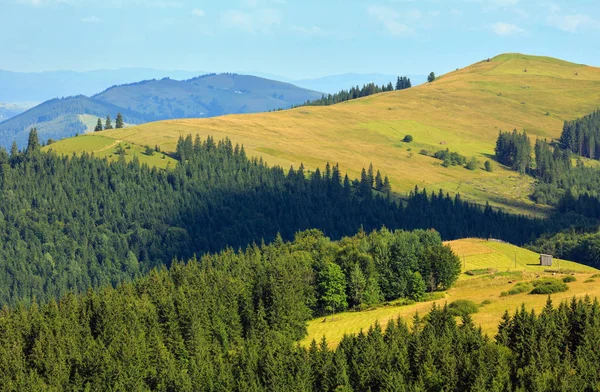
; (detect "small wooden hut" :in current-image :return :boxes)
[540,254,553,267]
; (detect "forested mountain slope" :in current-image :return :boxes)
[1,228,600,390]
[0,74,322,149]
[0,131,549,307]
[65,53,600,214]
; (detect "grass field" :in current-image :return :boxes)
[45,54,600,215]
[46,134,177,168]
[301,238,599,347]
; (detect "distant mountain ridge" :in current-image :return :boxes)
[0,73,323,148]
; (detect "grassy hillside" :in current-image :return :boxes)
[47,133,177,168]
[48,54,600,214]
[302,238,599,347]
[4,74,322,150]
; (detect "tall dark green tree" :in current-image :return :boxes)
[105,115,113,130]
[94,118,103,132]
[26,128,40,155]
[115,113,124,129]
[427,72,436,83]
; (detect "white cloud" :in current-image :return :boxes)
[192,8,205,17]
[489,21,525,36]
[367,5,413,36]
[547,14,600,33]
[221,8,282,33]
[81,15,100,23]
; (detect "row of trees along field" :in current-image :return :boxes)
[94,113,124,132]
[0,232,599,392]
[0,130,549,306]
[294,76,411,107]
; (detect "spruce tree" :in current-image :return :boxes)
[26,128,40,154]
[94,118,103,132]
[10,141,19,157]
[105,115,113,130]
[115,113,124,129]
[375,170,383,191]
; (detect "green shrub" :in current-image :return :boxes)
[591,274,600,279]
[562,275,576,283]
[501,282,532,296]
[419,149,429,156]
[530,278,568,294]
[403,135,413,143]
[466,156,478,171]
[465,268,496,276]
[481,299,493,306]
[434,148,467,166]
[585,279,595,283]
[422,292,445,302]
[448,300,479,317]
[484,160,493,172]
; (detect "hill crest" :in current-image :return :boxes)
[46,53,600,214]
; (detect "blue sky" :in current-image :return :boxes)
[1,0,599,79]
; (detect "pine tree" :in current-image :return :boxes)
[115,113,124,129]
[427,72,436,83]
[375,170,383,191]
[10,141,19,157]
[26,128,40,154]
[367,163,375,187]
[94,118,103,132]
[382,176,392,198]
[105,115,113,130]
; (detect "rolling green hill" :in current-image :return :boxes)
[1,74,323,149]
[46,54,600,214]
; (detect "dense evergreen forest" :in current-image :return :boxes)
[560,109,600,159]
[0,233,599,392]
[0,130,549,307]
[295,76,411,107]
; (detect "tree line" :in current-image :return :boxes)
[94,112,124,132]
[294,76,411,107]
[560,109,600,159]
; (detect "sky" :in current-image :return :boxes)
[1,0,599,79]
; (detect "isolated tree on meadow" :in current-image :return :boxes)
[428,72,436,83]
[105,115,113,130]
[94,118,103,132]
[115,113,124,129]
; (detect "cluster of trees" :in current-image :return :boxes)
[560,109,600,159]
[295,77,411,107]
[494,129,532,173]
[431,149,479,170]
[530,229,600,268]
[94,113,124,132]
[0,130,553,306]
[395,76,412,90]
[1,248,599,392]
